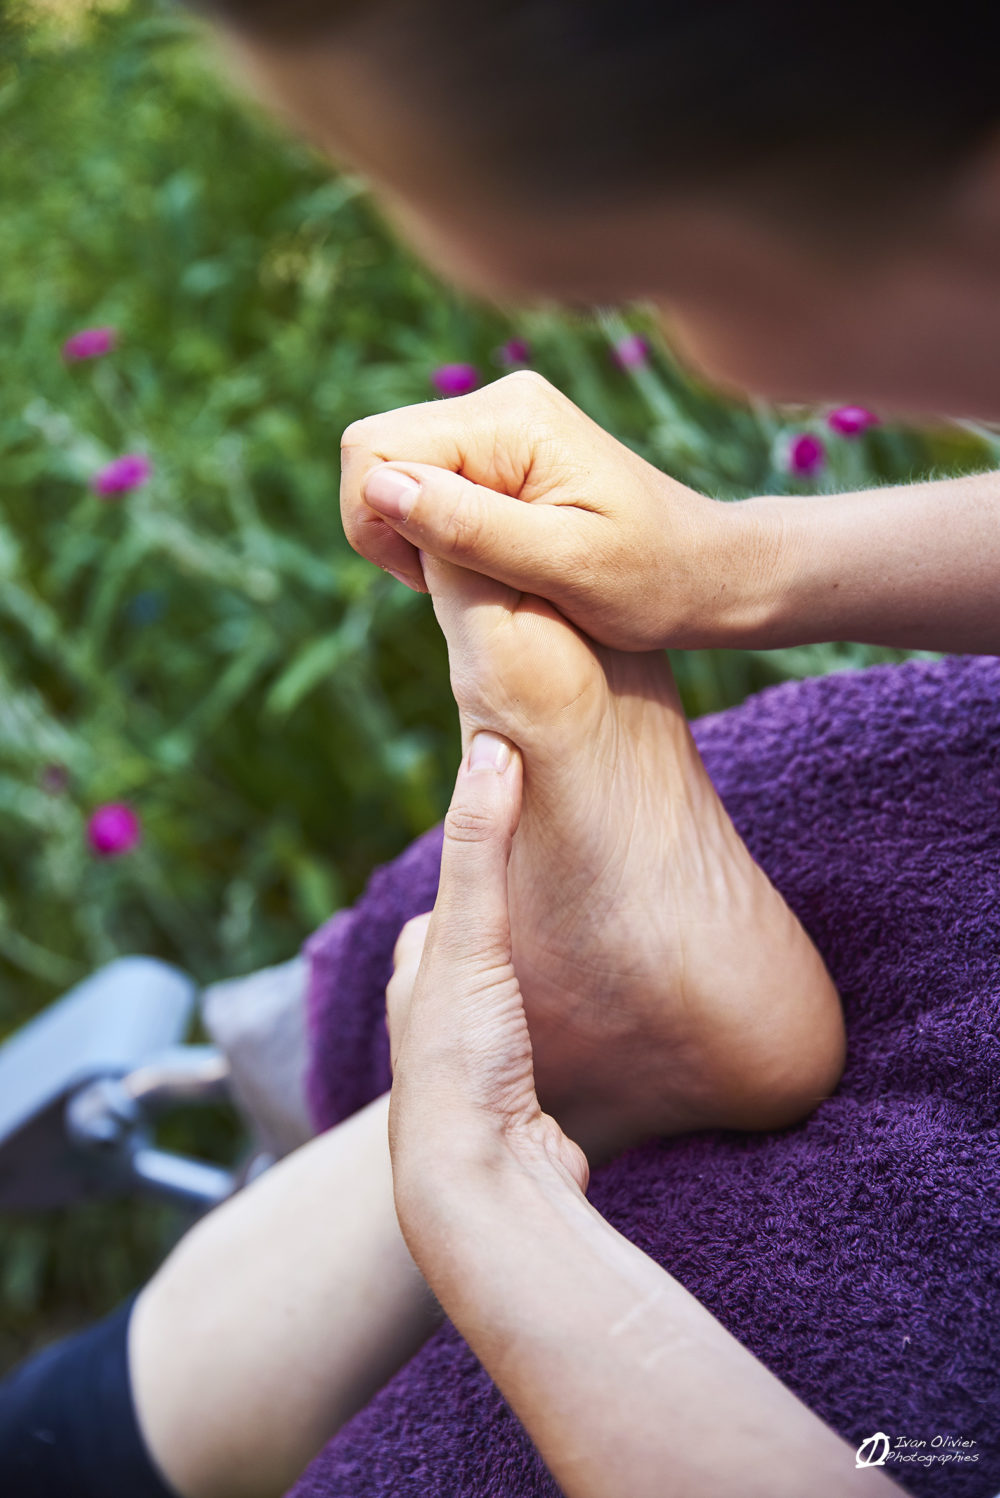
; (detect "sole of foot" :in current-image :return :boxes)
[425,556,846,1159]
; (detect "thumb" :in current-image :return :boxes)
[426,731,522,975]
[363,462,593,598]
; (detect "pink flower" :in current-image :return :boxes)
[786,433,826,478]
[431,363,479,397]
[88,802,141,857]
[496,338,532,368]
[611,333,650,370]
[63,326,117,362]
[827,405,879,437]
[93,454,152,498]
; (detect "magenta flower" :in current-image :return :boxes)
[431,363,479,397]
[63,326,117,362]
[827,405,879,437]
[93,454,152,498]
[786,433,826,478]
[611,333,650,370]
[496,338,532,368]
[88,802,141,858]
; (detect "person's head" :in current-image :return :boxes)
[210,1,1000,417]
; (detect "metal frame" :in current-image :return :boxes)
[0,959,240,1213]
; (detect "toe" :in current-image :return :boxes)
[424,552,602,734]
[422,552,520,625]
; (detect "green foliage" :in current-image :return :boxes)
[0,0,994,1359]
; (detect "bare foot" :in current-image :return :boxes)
[424,556,845,1159]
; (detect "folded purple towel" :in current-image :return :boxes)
[300,655,1000,1498]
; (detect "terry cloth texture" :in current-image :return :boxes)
[302,655,1000,1498]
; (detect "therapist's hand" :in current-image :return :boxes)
[344,375,1000,659]
[341,372,771,652]
[384,737,899,1498]
[387,729,589,1201]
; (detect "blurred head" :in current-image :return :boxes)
[209,0,1000,417]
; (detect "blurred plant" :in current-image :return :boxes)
[87,801,142,856]
[0,0,995,1360]
[495,337,531,368]
[62,324,117,361]
[784,431,827,478]
[828,404,879,437]
[611,331,650,369]
[93,452,152,496]
[431,362,480,395]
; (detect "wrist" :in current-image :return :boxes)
[740,490,869,649]
[706,494,797,650]
[391,1110,585,1268]
[657,486,794,651]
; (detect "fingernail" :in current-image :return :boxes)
[365,467,420,523]
[468,731,511,775]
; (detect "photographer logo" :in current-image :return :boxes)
[856,1433,890,1468]
[854,1431,979,1471]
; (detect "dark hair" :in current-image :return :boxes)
[207,0,1000,220]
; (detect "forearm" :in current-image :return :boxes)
[398,1142,899,1498]
[131,1094,438,1498]
[732,469,1000,653]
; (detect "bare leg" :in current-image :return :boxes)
[130,1094,436,1498]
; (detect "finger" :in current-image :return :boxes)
[387,917,434,1070]
[339,371,567,587]
[392,912,433,973]
[362,461,603,600]
[341,489,429,594]
[385,966,405,1070]
[422,731,523,978]
[385,964,414,1072]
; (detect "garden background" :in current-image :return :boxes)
[1,0,996,1365]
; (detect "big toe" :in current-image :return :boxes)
[422,552,519,639]
[423,552,597,731]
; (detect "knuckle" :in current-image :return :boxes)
[443,802,500,845]
[442,487,486,559]
[340,416,378,451]
[495,368,554,402]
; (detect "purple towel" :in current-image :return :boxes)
[299,655,1000,1498]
